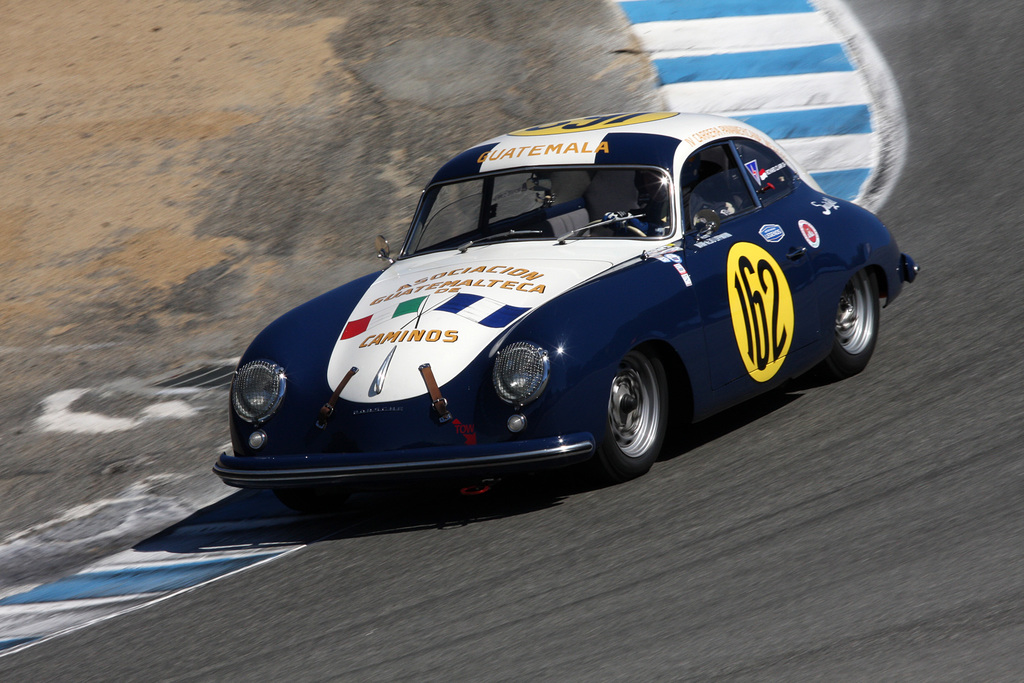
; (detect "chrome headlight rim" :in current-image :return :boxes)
[493,341,550,407]
[231,360,287,425]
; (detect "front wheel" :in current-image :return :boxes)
[817,269,880,380]
[593,349,669,483]
[273,486,350,514]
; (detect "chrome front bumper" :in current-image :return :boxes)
[213,433,596,488]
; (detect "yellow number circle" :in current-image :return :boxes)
[726,242,795,382]
[509,112,677,136]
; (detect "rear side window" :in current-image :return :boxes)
[681,143,757,228]
[733,139,796,205]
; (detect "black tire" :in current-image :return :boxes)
[818,269,880,380]
[273,486,350,514]
[593,349,669,483]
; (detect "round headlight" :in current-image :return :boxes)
[493,342,549,406]
[232,360,286,424]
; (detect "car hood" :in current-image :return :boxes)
[325,241,635,402]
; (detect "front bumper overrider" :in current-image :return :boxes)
[213,432,596,488]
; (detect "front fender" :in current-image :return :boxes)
[484,253,706,444]
[229,270,381,452]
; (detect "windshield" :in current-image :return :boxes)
[404,167,672,256]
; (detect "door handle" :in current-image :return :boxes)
[787,247,807,260]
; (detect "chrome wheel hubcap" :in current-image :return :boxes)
[608,355,661,458]
[835,271,875,354]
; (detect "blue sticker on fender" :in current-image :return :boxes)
[759,224,784,243]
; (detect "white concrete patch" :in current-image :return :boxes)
[34,388,199,434]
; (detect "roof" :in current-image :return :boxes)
[429,112,779,184]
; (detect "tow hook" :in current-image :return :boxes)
[460,479,499,496]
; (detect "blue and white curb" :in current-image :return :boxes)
[615,0,906,209]
[0,491,335,656]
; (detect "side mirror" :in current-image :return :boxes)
[693,209,721,241]
[375,235,394,268]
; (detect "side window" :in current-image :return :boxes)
[734,139,795,205]
[681,143,756,229]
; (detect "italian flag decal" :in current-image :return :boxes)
[340,296,428,340]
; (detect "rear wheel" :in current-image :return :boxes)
[593,349,668,483]
[273,486,350,514]
[818,269,880,380]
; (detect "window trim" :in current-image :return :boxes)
[400,164,678,259]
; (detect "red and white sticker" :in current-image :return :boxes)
[798,220,820,249]
[673,263,693,287]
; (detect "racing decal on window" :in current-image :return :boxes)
[727,243,794,383]
[744,159,761,185]
[798,220,821,248]
[811,197,840,215]
[758,224,785,243]
[508,112,677,136]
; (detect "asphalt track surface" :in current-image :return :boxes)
[3,0,1024,679]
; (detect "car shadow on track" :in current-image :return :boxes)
[661,387,806,462]
[140,385,813,559]
[137,473,582,559]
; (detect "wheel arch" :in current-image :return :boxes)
[632,338,693,452]
[865,263,888,303]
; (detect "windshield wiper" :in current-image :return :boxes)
[457,230,542,253]
[555,212,642,244]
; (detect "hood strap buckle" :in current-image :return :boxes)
[418,363,452,423]
[316,366,358,429]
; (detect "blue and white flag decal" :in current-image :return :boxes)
[435,293,530,328]
[616,0,906,207]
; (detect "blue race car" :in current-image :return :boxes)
[214,112,917,511]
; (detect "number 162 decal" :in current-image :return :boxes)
[727,243,795,382]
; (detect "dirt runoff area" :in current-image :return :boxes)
[0,0,656,569]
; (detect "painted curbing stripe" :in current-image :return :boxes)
[633,13,834,55]
[0,637,36,652]
[655,44,853,84]
[660,72,868,117]
[619,0,813,23]
[0,554,285,604]
[782,133,874,171]
[0,594,149,615]
[616,0,907,205]
[812,168,871,199]
[0,490,361,658]
[0,596,152,645]
[734,104,872,140]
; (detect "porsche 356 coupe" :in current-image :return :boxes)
[213,112,917,511]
